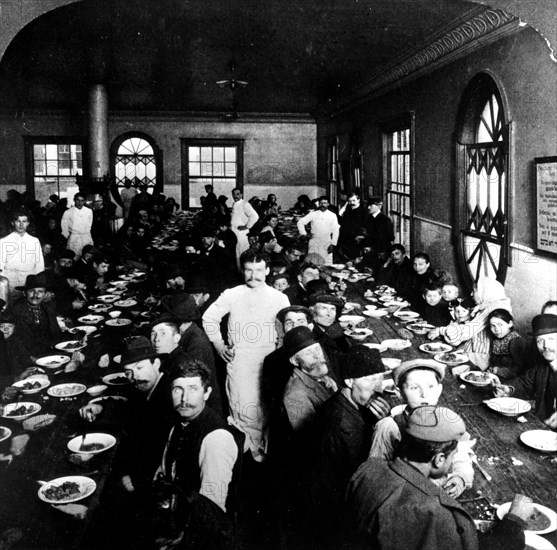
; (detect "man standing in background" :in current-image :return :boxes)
[230,188,259,268]
[296,196,339,265]
[61,192,93,257]
[0,210,44,298]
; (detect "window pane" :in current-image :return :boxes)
[225,147,236,161]
[34,161,46,175]
[201,162,213,177]
[34,145,45,159]
[46,144,58,159]
[213,147,224,162]
[189,147,200,162]
[201,147,212,162]
[225,162,236,177]
[189,162,200,176]
[46,160,58,175]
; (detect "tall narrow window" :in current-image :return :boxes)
[326,136,339,205]
[181,140,243,208]
[383,117,413,251]
[114,137,157,191]
[457,75,509,285]
[26,138,83,205]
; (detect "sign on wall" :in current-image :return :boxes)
[535,156,557,256]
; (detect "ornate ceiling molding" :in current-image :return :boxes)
[319,7,520,119]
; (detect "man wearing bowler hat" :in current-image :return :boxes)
[10,271,62,358]
[348,405,530,550]
[493,313,557,428]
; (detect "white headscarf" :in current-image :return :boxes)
[474,277,512,314]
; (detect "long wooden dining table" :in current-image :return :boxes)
[333,271,557,548]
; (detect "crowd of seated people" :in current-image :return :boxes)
[0,187,555,550]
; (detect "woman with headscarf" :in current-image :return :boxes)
[428,277,512,370]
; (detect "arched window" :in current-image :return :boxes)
[111,133,162,193]
[456,74,510,286]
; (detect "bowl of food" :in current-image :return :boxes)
[47,383,87,398]
[382,339,412,351]
[338,315,366,329]
[496,502,556,534]
[86,384,108,398]
[12,377,51,394]
[2,402,41,421]
[364,342,388,353]
[419,343,452,355]
[460,371,497,387]
[35,355,71,370]
[434,351,468,365]
[484,397,532,417]
[67,433,116,455]
[38,476,96,504]
[344,328,373,341]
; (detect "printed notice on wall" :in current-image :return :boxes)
[536,157,557,255]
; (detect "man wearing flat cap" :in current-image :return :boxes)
[494,313,557,428]
[282,326,338,435]
[310,345,391,548]
[348,405,530,550]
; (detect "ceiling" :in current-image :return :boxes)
[0,0,499,118]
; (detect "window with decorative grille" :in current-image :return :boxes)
[114,137,157,192]
[457,75,509,285]
[181,140,243,208]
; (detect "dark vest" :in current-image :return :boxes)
[163,406,241,511]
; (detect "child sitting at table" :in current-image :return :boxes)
[441,282,460,303]
[486,309,528,379]
[369,359,474,498]
[419,283,452,327]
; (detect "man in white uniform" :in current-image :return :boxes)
[230,188,259,268]
[0,211,44,297]
[296,196,339,265]
[202,250,290,461]
[60,192,93,257]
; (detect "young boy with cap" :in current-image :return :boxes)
[369,359,473,498]
[349,405,530,550]
[493,313,557,428]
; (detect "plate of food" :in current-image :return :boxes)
[484,397,532,417]
[2,402,41,421]
[68,325,97,336]
[344,328,373,341]
[55,340,86,353]
[364,342,388,353]
[0,426,12,443]
[393,310,420,320]
[109,280,128,288]
[96,294,119,303]
[364,309,389,318]
[67,433,116,455]
[106,287,126,295]
[382,357,402,370]
[382,339,412,351]
[434,351,468,365]
[520,430,557,453]
[102,373,130,386]
[460,371,498,387]
[419,342,452,355]
[105,318,132,327]
[338,315,366,329]
[38,476,96,505]
[497,502,556,534]
[407,322,435,335]
[77,314,104,325]
[89,303,112,313]
[47,383,87,398]
[114,299,137,308]
[12,377,51,394]
[36,355,71,369]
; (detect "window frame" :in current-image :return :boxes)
[455,73,511,288]
[380,113,415,254]
[24,136,86,201]
[180,139,244,209]
[109,132,163,195]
